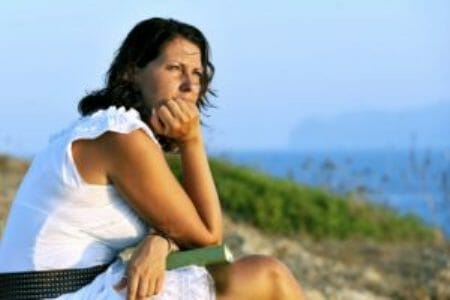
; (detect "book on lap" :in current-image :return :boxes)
[166,244,234,270]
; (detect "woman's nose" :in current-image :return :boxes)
[179,76,192,92]
[179,73,200,94]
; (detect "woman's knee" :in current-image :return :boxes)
[208,255,303,299]
[260,256,305,300]
[208,255,274,296]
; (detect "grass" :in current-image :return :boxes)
[166,154,435,242]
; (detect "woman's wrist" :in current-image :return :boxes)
[147,229,179,253]
[177,128,203,148]
[177,137,200,149]
[147,234,171,254]
[161,235,179,253]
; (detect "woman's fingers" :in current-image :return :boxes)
[150,109,165,135]
[124,271,163,299]
[158,99,196,125]
[165,99,189,122]
[123,235,170,299]
[157,106,177,135]
[137,275,150,299]
[175,98,198,121]
[147,277,157,297]
[126,273,139,300]
[151,98,200,139]
[155,273,165,295]
[135,275,164,299]
[182,100,200,121]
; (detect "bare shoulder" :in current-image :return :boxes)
[100,129,161,158]
[72,129,161,185]
[97,129,167,179]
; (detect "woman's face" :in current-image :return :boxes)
[134,36,204,110]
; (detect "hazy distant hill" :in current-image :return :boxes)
[289,101,450,150]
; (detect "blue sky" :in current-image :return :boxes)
[0,1,449,156]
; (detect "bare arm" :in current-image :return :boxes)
[90,97,222,249]
[102,129,219,248]
[178,134,223,244]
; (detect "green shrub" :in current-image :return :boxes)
[166,155,434,242]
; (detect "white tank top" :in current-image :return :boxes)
[0,106,160,272]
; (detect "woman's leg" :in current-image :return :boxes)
[208,255,305,300]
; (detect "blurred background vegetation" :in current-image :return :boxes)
[166,154,435,242]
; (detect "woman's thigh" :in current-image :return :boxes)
[207,254,304,300]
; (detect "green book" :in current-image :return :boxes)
[166,244,234,270]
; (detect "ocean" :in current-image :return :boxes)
[210,149,450,236]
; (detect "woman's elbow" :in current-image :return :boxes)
[176,231,222,248]
[192,230,222,247]
[207,229,223,246]
[207,236,221,246]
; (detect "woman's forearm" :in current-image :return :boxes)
[178,134,223,244]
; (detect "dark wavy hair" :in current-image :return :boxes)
[78,17,216,152]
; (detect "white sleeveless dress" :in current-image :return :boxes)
[0,106,216,299]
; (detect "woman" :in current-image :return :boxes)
[0,18,305,299]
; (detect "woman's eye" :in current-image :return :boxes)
[168,65,180,71]
[193,72,203,83]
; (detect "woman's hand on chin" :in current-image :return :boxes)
[149,98,201,144]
